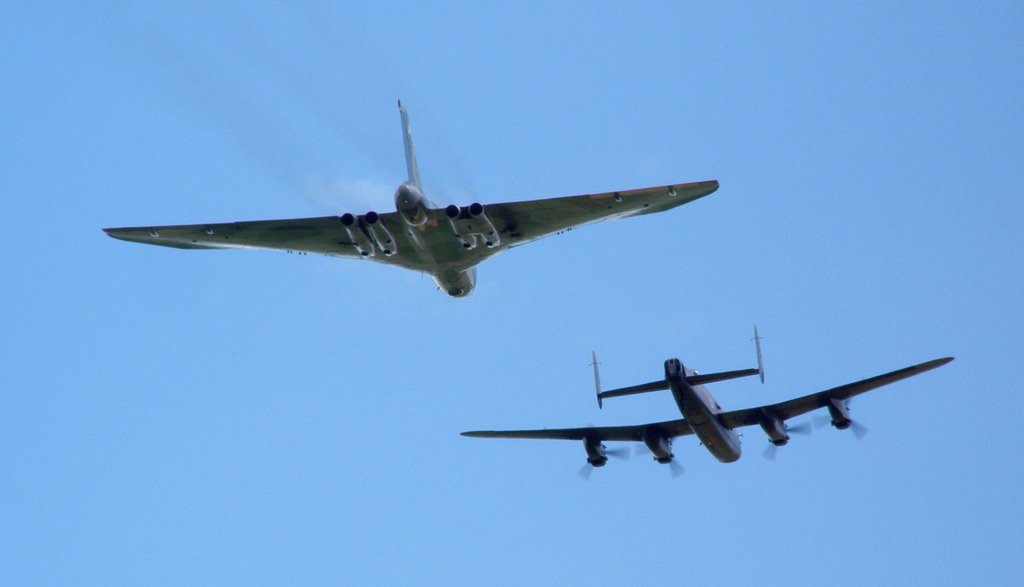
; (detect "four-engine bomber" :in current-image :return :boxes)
[104,101,718,298]
[463,331,953,475]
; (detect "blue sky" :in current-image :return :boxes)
[3,2,1022,584]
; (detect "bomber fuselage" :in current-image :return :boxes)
[664,359,742,463]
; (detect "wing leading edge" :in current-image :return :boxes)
[718,356,954,429]
[103,215,366,256]
[103,180,718,275]
[104,180,717,252]
[484,180,718,247]
[462,418,694,442]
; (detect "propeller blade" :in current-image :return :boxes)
[577,463,594,480]
[851,421,869,440]
[606,446,630,460]
[669,460,685,478]
[787,421,813,435]
[763,443,779,461]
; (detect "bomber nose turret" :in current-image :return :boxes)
[664,358,684,380]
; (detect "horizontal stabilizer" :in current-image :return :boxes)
[686,368,761,386]
[598,367,762,404]
[598,380,670,402]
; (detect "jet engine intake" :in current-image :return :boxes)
[340,213,375,257]
[446,203,501,249]
[363,211,398,256]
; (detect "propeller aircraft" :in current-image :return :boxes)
[463,329,953,475]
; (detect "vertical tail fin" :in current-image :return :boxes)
[397,100,422,190]
[753,325,765,383]
[591,351,603,409]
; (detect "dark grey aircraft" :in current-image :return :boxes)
[463,330,953,473]
[104,101,719,297]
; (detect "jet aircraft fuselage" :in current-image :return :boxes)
[103,101,718,297]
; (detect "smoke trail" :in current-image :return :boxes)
[302,177,393,214]
[122,4,399,205]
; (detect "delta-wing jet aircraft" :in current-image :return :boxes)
[463,331,953,473]
[104,101,719,297]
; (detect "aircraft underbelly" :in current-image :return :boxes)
[690,419,741,463]
[671,376,741,463]
[361,220,503,274]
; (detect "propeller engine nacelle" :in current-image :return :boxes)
[642,428,674,464]
[827,397,852,430]
[583,436,608,467]
[445,203,501,250]
[759,411,789,446]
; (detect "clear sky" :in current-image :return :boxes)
[3,2,1022,585]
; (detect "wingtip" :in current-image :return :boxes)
[917,356,955,372]
[688,179,719,199]
[103,227,148,243]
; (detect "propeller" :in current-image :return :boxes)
[606,446,631,460]
[762,421,812,461]
[633,444,683,477]
[813,414,868,439]
[787,421,813,436]
[850,420,869,440]
[577,444,629,479]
